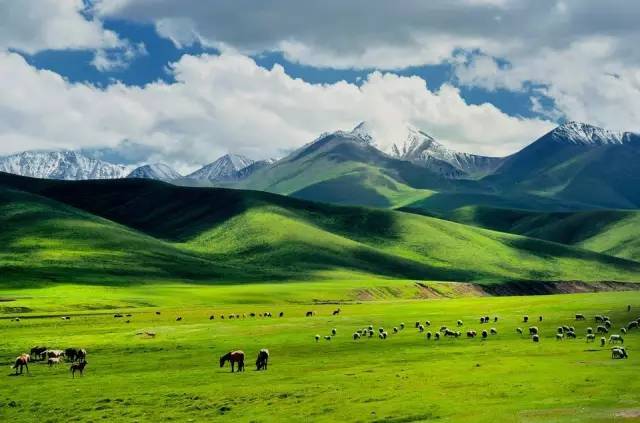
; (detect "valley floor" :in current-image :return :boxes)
[1,283,640,422]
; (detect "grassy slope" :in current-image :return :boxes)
[436,206,640,262]
[2,172,640,286]
[1,289,640,422]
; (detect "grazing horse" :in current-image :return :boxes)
[306,311,314,317]
[220,351,245,373]
[256,349,269,371]
[65,348,78,362]
[70,361,87,378]
[332,308,341,316]
[30,346,47,361]
[13,354,30,375]
[76,349,87,361]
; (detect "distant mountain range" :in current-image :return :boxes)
[2,121,639,210]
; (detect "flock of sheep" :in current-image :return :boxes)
[314,306,636,360]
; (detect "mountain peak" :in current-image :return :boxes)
[549,121,625,146]
[187,153,254,182]
[128,163,181,181]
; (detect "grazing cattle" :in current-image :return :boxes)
[480,317,485,324]
[62,316,70,320]
[597,325,608,334]
[220,351,245,372]
[331,328,337,336]
[586,334,596,342]
[587,327,594,334]
[523,315,529,323]
[439,326,448,332]
[467,330,477,338]
[114,314,123,318]
[529,326,539,335]
[76,349,87,361]
[600,337,606,347]
[609,335,624,344]
[612,347,628,359]
[418,325,425,333]
[393,327,398,334]
[539,316,543,322]
[595,315,604,323]
[368,330,374,338]
[457,320,463,327]
[628,305,632,312]
[556,333,564,340]
[621,328,627,334]
[47,350,65,359]
[70,361,87,377]
[400,323,405,330]
[332,308,341,316]
[256,349,269,370]
[30,346,48,361]
[516,328,523,335]
[48,357,61,367]
[324,336,331,341]
[532,334,540,342]
[434,333,440,340]
[12,354,30,374]
[494,317,498,323]
[415,321,420,328]
[209,315,215,320]
[176,317,182,321]
[424,320,431,327]
[155,311,161,315]
[566,331,576,339]
[125,314,132,317]
[279,312,284,318]
[306,311,314,317]
[481,330,488,339]
[562,325,570,332]
[65,348,78,362]
[490,328,497,335]
[315,335,320,342]
[444,329,456,337]
[557,327,564,334]
[575,314,585,321]
[628,321,638,330]
[426,332,432,340]
[353,333,360,340]
[220,315,224,320]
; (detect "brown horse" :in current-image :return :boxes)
[13,354,30,375]
[220,351,245,372]
[70,361,87,378]
[255,349,269,370]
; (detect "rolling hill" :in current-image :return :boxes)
[2,172,640,287]
[434,205,640,262]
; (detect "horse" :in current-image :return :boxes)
[256,349,269,371]
[76,349,87,361]
[332,308,341,316]
[220,351,245,372]
[306,311,314,317]
[70,361,87,378]
[65,348,78,362]
[12,354,30,375]
[30,346,47,361]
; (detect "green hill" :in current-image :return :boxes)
[2,172,640,286]
[432,205,640,262]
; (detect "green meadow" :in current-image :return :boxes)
[1,284,640,422]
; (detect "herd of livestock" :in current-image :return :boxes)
[8,305,635,378]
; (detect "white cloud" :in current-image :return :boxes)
[0,51,552,171]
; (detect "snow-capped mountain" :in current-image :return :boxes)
[389,125,503,179]
[546,121,636,146]
[187,154,255,182]
[0,150,128,180]
[127,163,182,181]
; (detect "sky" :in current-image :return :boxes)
[1,1,639,172]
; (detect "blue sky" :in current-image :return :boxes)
[0,1,638,169]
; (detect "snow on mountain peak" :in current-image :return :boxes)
[127,163,182,181]
[187,153,255,181]
[550,121,625,146]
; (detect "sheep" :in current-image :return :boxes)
[400,323,405,330]
[368,330,374,338]
[379,331,388,339]
[516,327,523,335]
[315,335,320,342]
[612,347,628,359]
[621,328,627,334]
[604,320,612,329]
[426,331,432,340]
[155,311,161,315]
[481,330,488,339]
[393,327,399,334]
[379,328,384,334]
[424,320,431,326]
[418,325,425,333]
[480,317,486,324]
[434,332,440,340]
[444,329,456,337]
[331,328,337,336]
[279,312,284,318]
[532,334,540,342]
[566,331,576,339]
[587,327,593,334]
[176,317,182,321]
[467,330,477,338]
[609,335,624,344]
[457,320,463,327]
[539,316,543,322]
[597,325,608,334]
[562,325,570,332]
[628,321,638,330]
[569,326,575,333]
[586,334,596,342]
[529,326,539,335]
[490,328,497,335]
[324,336,332,341]
[575,313,585,321]
[556,333,564,341]
[523,315,529,323]
[439,326,448,332]
[353,333,360,340]
[494,316,498,323]
[600,337,606,347]
[415,321,420,328]
[595,315,604,323]
[209,315,214,320]
[557,327,564,334]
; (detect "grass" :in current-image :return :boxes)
[3,173,640,288]
[1,284,640,422]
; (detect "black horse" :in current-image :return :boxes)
[256,349,269,371]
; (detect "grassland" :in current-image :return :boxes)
[1,284,640,422]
